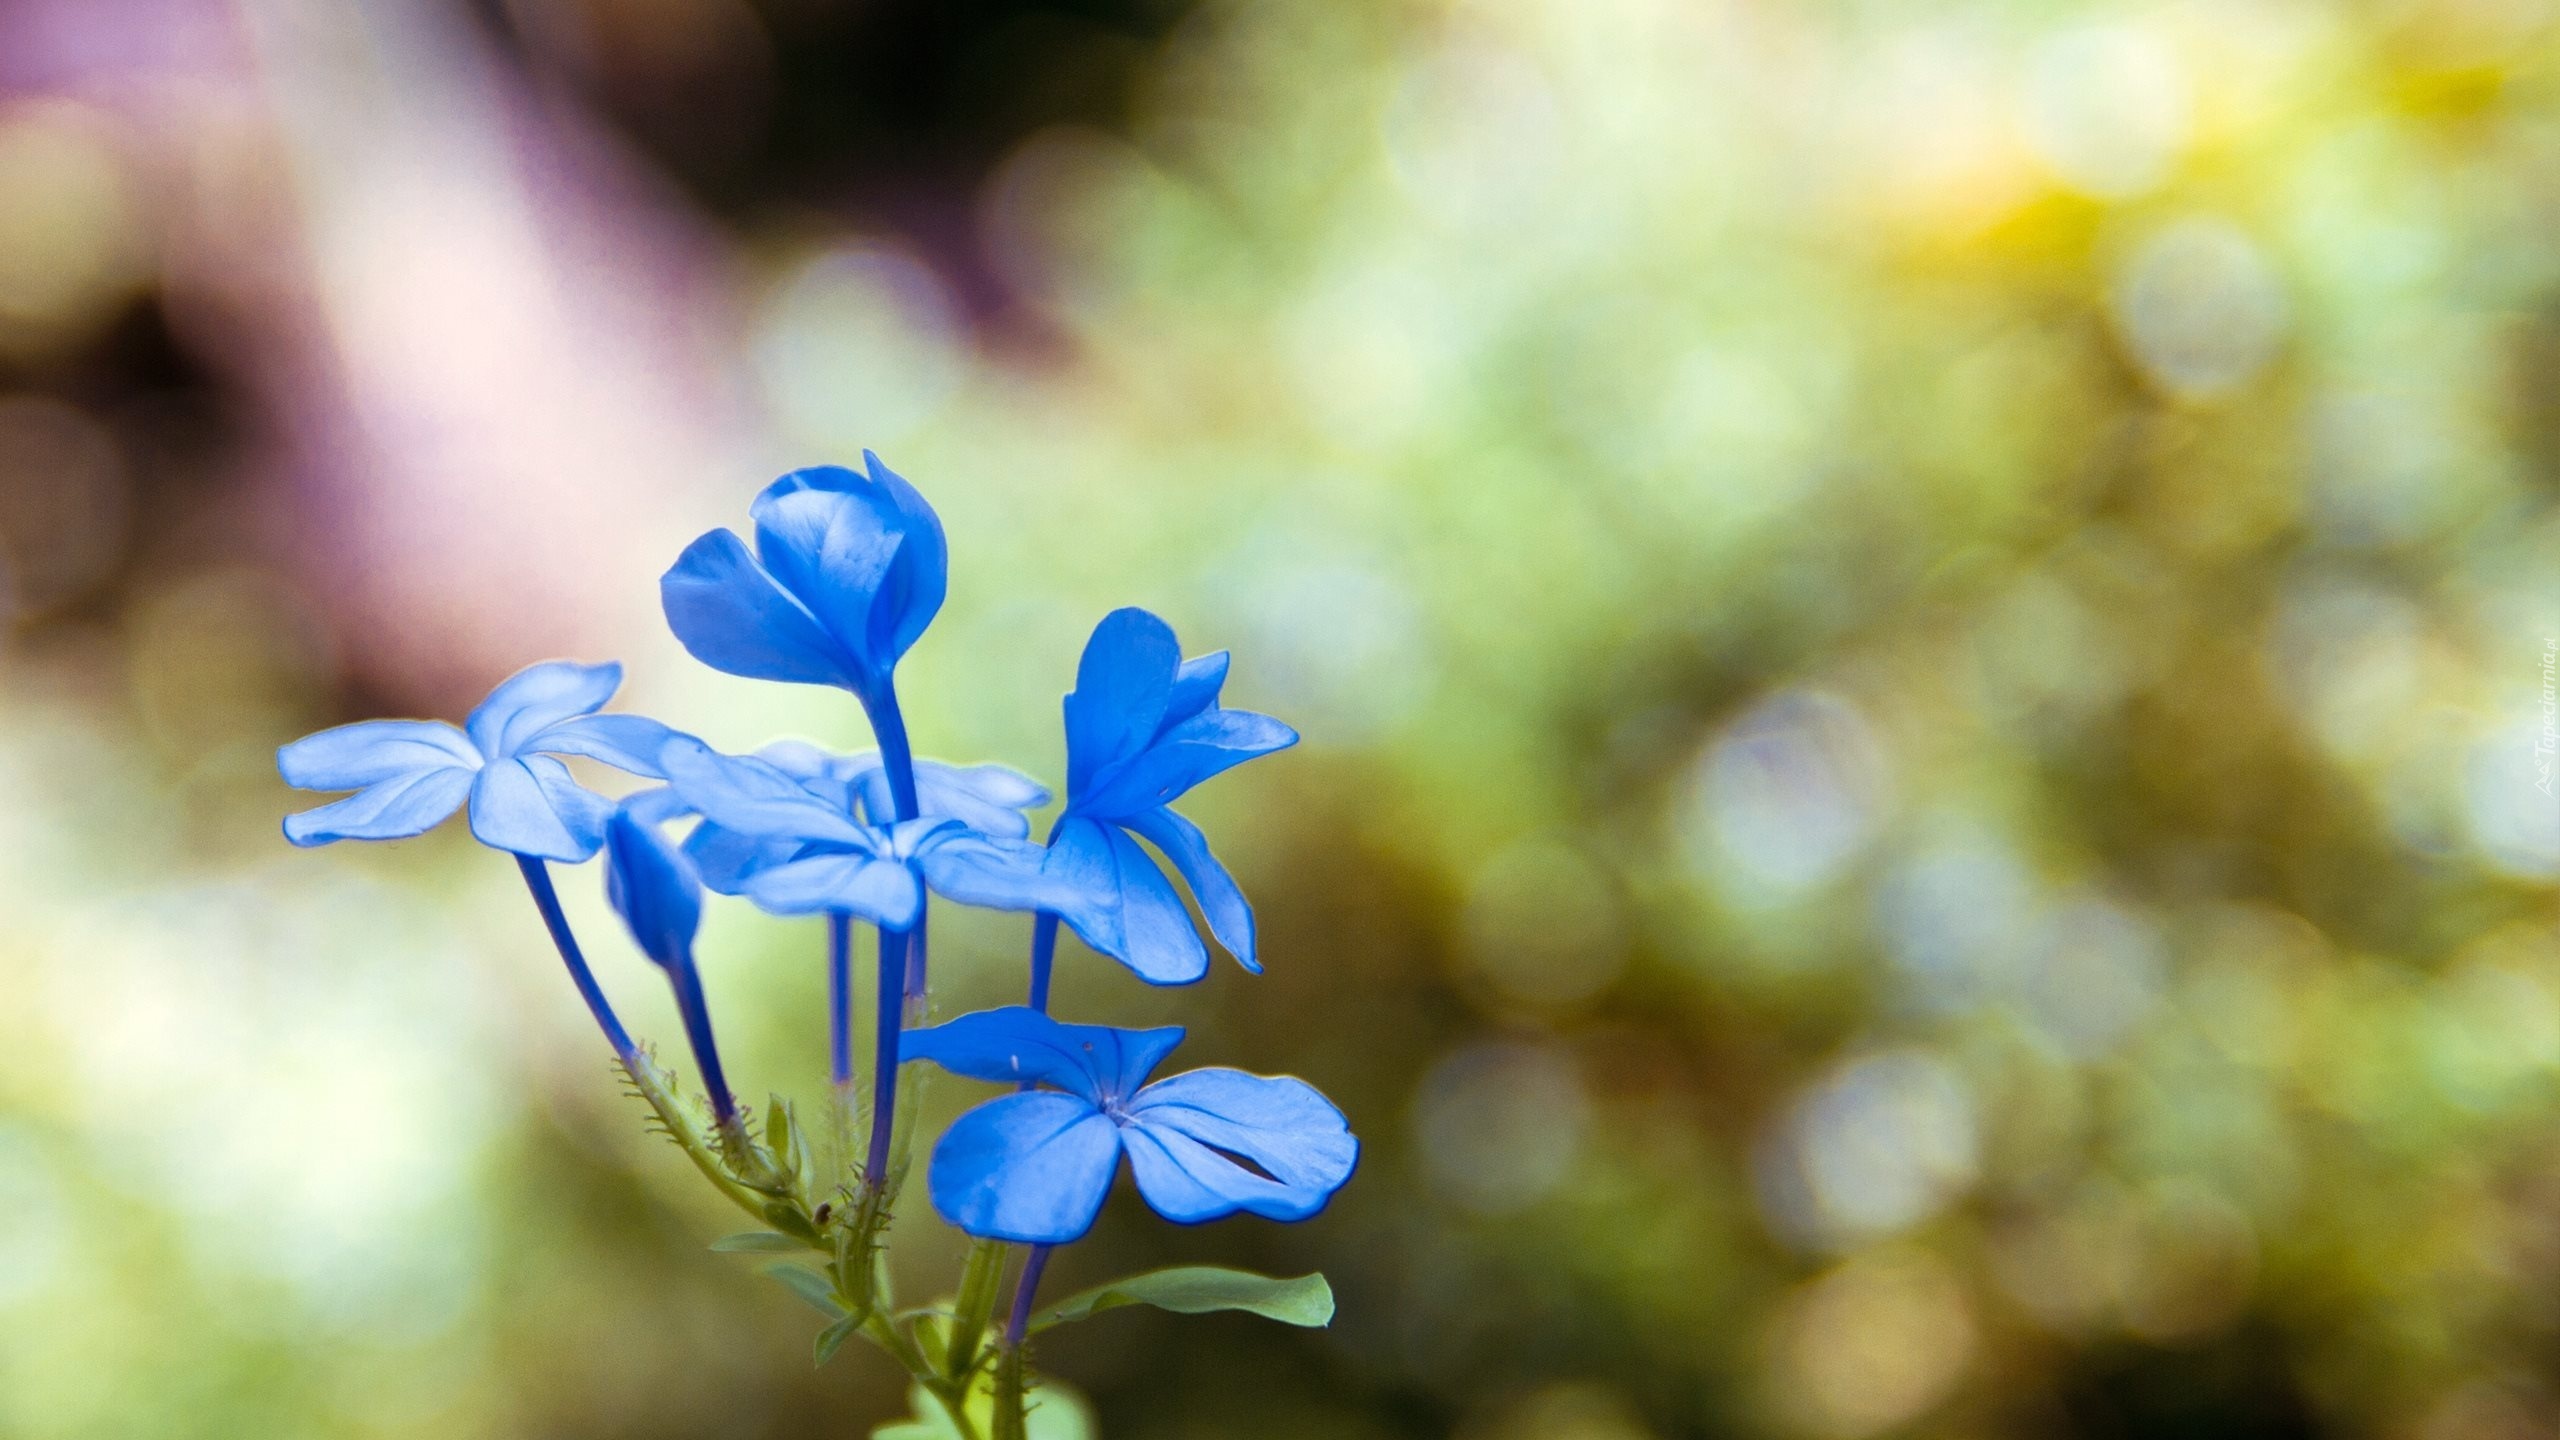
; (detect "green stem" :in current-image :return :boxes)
[944,1239,1010,1385]
[620,1052,767,1218]
[990,1342,1029,1440]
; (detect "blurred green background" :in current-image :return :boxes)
[1,0,2558,1436]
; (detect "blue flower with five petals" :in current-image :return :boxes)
[904,1006,1358,1245]
[1043,609,1298,985]
[278,661,681,862]
[632,740,1048,896]
[660,453,946,705]
[656,738,1081,929]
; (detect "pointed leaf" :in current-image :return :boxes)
[815,1312,863,1367]
[711,1231,807,1253]
[766,1264,849,1317]
[1031,1267,1333,1333]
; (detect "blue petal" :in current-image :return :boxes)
[752,484,904,674]
[605,808,702,971]
[661,528,853,688]
[467,755,613,862]
[1124,806,1259,973]
[742,851,923,926]
[282,765,475,846]
[925,1091,1122,1245]
[659,738,871,846]
[749,453,948,678]
[528,714,683,777]
[1042,817,1209,986]
[684,823,800,895]
[902,1006,1185,1101]
[916,832,1087,915]
[1078,708,1298,817]
[1123,1069,1358,1224]
[464,660,622,759]
[618,786,695,825]
[845,451,948,664]
[852,758,1049,836]
[1160,650,1230,735]
[1062,608,1182,798]
[277,719,479,790]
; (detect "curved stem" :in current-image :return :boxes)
[864,924,909,1187]
[827,911,854,1085]
[1002,1244,1052,1349]
[514,855,636,1057]
[861,680,923,823]
[667,955,739,1124]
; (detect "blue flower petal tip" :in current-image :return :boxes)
[661,455,949,701]
[1045,609,1295,984]
[906,1006,1358,1245]
[604,807,703,972]
[277,660,686,863]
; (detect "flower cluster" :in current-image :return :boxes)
[278,453,1355,1433]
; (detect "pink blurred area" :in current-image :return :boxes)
[1,0,748,703]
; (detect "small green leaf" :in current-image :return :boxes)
[711,1231,806,1253]
[1032,1267,1334,1333]
[762,1201,824,1243]
[765,1264,848,1318]
[814,1312,863,1367]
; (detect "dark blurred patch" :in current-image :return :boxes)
[0,294,255,633]
[2056,1330,2327,1440]
[475,0,1195,295]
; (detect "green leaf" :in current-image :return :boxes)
[765,1264,848,1318]
[761,1201,824,1243]
[1032,1267,1334,1333]
[711,1231,806,1253]
[814,1312,863,1367]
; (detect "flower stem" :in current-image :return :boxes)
[861,680,923,823]
[855,679,926,1189]
[514,854,636,1058]
[1003,1244,1051,1349]
[905,906,931,1023]
[864,924,908,1187]
[1025,912,1061,1015]
[828,911,853,1084]
[944,1238,1011,1386]
[667,954,739,1124]
[1024,814,1066,1015]
[619,1050,768,1216]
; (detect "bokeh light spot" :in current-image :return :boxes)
[1758,1049,1978,1248]
[754,243,967,453]
[1415,1039,1591,1216]
[1772,1247,1976,1438]
[1684,689,1889,905]
[2111,218,2288,399]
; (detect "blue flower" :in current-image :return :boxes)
[660,453,947,703]
[603,806,739,1122]
[1044,609,1297,984]
[278,661,682,863]
[632,741,1048,896]
[657,738,1081,929]
[904,1006,1357,1245]
[604,804,703,972]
